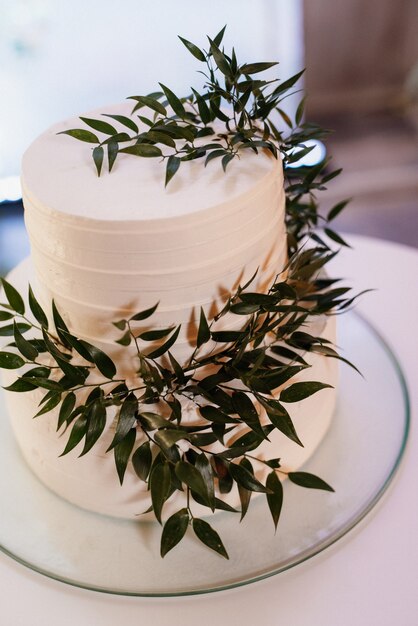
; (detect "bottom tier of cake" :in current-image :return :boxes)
[2,258,338,520]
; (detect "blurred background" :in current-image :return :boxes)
[1,0,417,276]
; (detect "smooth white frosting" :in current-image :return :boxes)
[1,102,338,519]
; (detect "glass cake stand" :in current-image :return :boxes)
[0,312,410,596]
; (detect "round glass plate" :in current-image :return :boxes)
[0,312,410,596]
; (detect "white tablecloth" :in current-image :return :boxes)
[1,235,417,626]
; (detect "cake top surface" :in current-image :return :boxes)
[21,102,280,223]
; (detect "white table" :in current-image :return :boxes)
[1,235,417,626]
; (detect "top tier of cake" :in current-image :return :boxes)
[21,103,287,362]
[22,102,282,222]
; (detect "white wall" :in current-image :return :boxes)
[0,0,303,179]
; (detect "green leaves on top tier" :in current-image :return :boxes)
[59,26,323,199]
[59,27,348,249]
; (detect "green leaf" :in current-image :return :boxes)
[22,366,49,379]
[192,518,229,559]
[115,330,131,346]
[143,130,176,149]
[102,131,130,144]
[237,483,252,521]
[79,341,116,379]
[229,301,259,315]
[57,392,76,430]
[139,327,174,341]
[161,508,190,557]
[150,461,171,524]
[137,115,154,127]
[168,351,185,383]
[270,345,307,365]
[107,141,118,172]
[240,61,278,74]
[114,428,136,485]
[55,354,87,386]
[205,149,227,167]
[229,462,269,493]
[191,491,238,513]
[58,129,99,143]
[213,456,233,493]
[0,323,30,337]
[232,428,268,452]
[4,378,35,392]
[1,278,25,315]
[295,96,306,126]
[263,400,303,446]
[60,414,88,456]
[195,453,215,511]
[0,311,13,322]
[81,401,107,456]
[119,144,162,158]
[159,83,186,118]
[154,428,188,449]
[28,286,48,328]
[322,168,343,184]
[213,24,226,48]
[199,405,235,424]
[210,330,245,342]
[129,95,167,116]
[232,391,266,439]
[92,146,104,176]
[138,412,174,431]
[272,69,305,97]
[165,155,181,187]
[276,107,292,128]
[188,432,218,446]
[258,473,281,538]
[40,327,65,364]
[146,325,181,359]
[237,457,253,520]
[259,365,306,391]
[178,36,206,62]
[280,381,333,403]
[208,38,231,77]
[51,301,72,350]
[113,319,126,331]
[129,302,159,321]
[175,460,210,506]
[197,307,210,348]
[103,113,138,133]
[222,153,234,172]
[132,441,152,481]
[107,393,137,451]
[59,330,92,362]
[13,321,38,360]
[80,117,117,135]
[34,391,62,417]
[25,377,63,391]
[324,228,351,248]
[288,471,334,492]
[0,351,25,369]
[191,88,211,125]
[232,391,258,422]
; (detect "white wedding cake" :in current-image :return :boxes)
[1,103,338,518]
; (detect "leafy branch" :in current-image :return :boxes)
[0,242,363,558]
